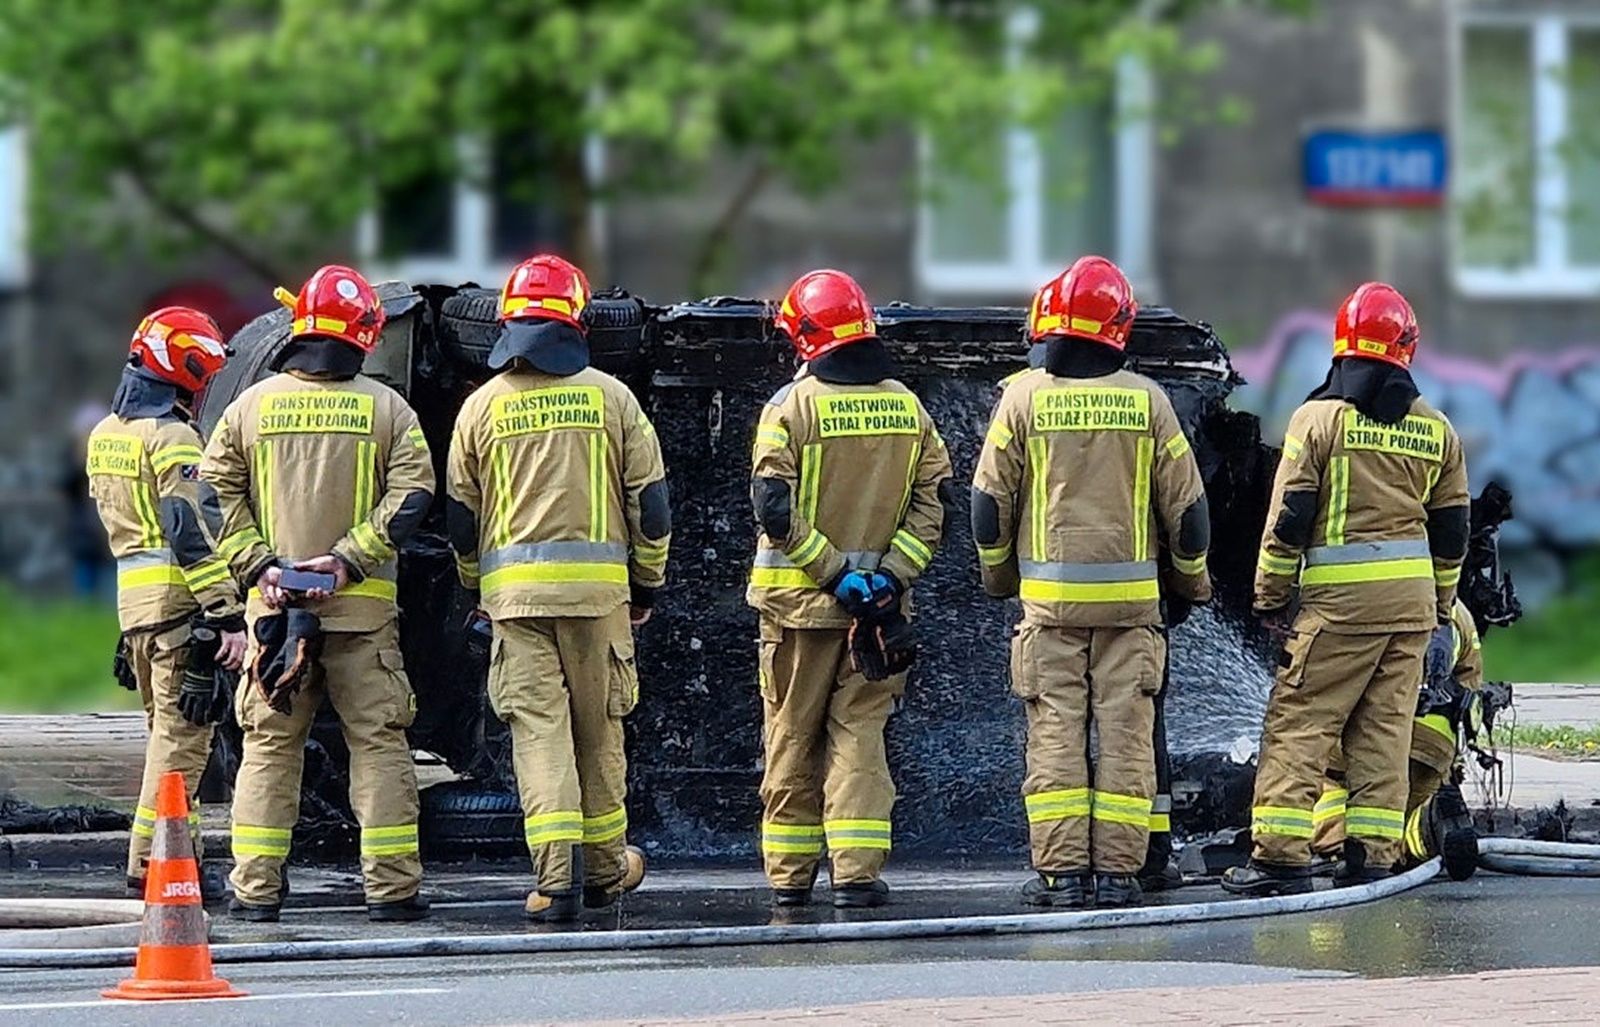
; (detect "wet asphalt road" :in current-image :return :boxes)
[0,871,1597,1024]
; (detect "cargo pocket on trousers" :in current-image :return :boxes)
[1009,624,1043,702]
[484,635,512,721]
[1275,614,1323,690]
[1137,626,1168,697]
[757,622,783,704]
[378,647,418,729]
[607,633,639,718]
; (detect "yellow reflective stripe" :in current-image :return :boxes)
[406,426,429,450]
[455,554,480,583]
[1018,578,1160,603]
[1405,806,1428,860]
[150,444,204,473]
[583,807,628,844]
[492,443,514,550]
[1283,434,1304,462]
[120,565,187,590]
[1132,436,1153,562]
[1091,790,1153,827]
[1024,787,1092,823]
[1423,463,1441,504]
[1301,558,1434,586]
[588,433,609,542]
[786,528,827,566]
[977,541,1014,567]
[1417,712,1456,745]
[986,421,1014,451]
[749,567,818,590]
[181,557,232,592]
[255,440,275,548]
[1172,552,1207,575]
[1148,813,1171,833]
[1325,455,1349,546]
[1312,787,1348,825]
[524,810,584,844]
[1028,436,1047,560]
[1346,805,1405,840]
[1258,550,1300,576]
[131,805,158,838]
[762,821,825,854]
[351,521,391,562]
[250,577,397,603]
[799,444,822,524]
[218,528,263,561]
[633,540,670,568]
[1435,564,1462,588]
[754,423,790,450]
[482,563,629,594]
[233,824,292,857]
[133,482,162,550]
[824,818,892,850]
[1252,805,1315,838]
[353,439,377,525]
[361,823,419,856]
[891,530,933,571]
[896,438,921,524]
[1163,432,1190,460]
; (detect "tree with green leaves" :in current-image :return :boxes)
[0,0,1309,292]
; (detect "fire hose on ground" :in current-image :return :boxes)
[1476,836,1600,878]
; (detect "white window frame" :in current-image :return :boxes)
[1451,7,1600,298]
[358,135,608,286]
[915,7,1155,297]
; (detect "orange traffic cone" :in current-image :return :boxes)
[103,771,246,1001]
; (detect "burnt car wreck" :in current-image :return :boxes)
[196,284,1517,863]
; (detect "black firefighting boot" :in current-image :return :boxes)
[585,846,648,910]
[832,879,890,909]
[773,864,821,907]
[1021,871,1093,909]
[525,889,582,924]
[1308,847,1343,877]
[1137,858,1184,893]
[1423,783,1479,881]
[1220,860,1314,897]
[369,892,431,922]
[199,861,231,904]
[1094,874,1144,908]
[1332,839,1393,888]
[227,897,282,923]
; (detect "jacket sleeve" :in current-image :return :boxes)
[330,400,436,581]
[1254,405,1326,614]
[151,422,243,624]
[1426,425,1471,623]
[878,400,953,587]
[622,395,672,604]
[971,389,1026,599]
[445,399,484,591]
[750,398,849,590]
[200,399,277,587]
[1450,601,1483,692]
[1150,394,1212,604]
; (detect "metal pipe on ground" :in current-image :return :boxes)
[0,859,1441,969]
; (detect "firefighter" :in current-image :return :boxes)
[445,254,670,923]
[1310,596,1484,880]
[1223,282,1469,896]
[86,306,245,898]
[202,266,435,922]
[974,256,1211,910]
[749,269,952,909]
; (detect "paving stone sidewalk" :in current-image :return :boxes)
[592,965,1600,1026]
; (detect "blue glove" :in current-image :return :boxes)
[834,571,878,617]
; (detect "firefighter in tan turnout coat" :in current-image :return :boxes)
[973,256,1211,910]
[447,255,670,923]
[202,266,435,922]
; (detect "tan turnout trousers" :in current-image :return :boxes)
[1251,615,1430,868]
[229,620,421,906]
[127,621,210,878]
[1313,715,1458,861]
[758,621,904,889]
[1013,622,1165,875]
[489,606,637,895]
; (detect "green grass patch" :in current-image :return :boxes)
[1504,723,1600,759]
[0,586,140,713]
[1484,555,1600,684]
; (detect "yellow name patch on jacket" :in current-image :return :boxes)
[814,393,920,437]
[491,386,605,438]
[86,434,142,478]
[1342,410,1444,462]
[258,392,375,435]
[1032,387,1150,432]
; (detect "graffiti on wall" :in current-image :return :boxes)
[1231,311,1600,601]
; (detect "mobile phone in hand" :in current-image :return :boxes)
[279,569,338,594]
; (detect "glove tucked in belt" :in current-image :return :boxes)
[113,634,138,691]
[252,609,323,715]
[848,608,917,682]
[177,621,231,726]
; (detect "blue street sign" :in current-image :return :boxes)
[1304,129,1447,206]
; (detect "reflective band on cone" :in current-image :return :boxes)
[103,771,246,1001]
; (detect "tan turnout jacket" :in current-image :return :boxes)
[201,371,436,632]
[973,367,1210,628]
[746,374,952,629]
[447,366,670,620]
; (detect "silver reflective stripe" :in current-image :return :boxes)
[754,548,882,570]
[1151,794,1173,814]
[480,541,628,575]
[1018,560,1158,582]
[1302,539,1430,566]
[118,549,175,570]
[370,559,399,581]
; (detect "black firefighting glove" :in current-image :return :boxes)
[177,622,227,726]
[849,609,917,683]
[463,608,493,665]
[113,633,138,691]
[252,609,323,715]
